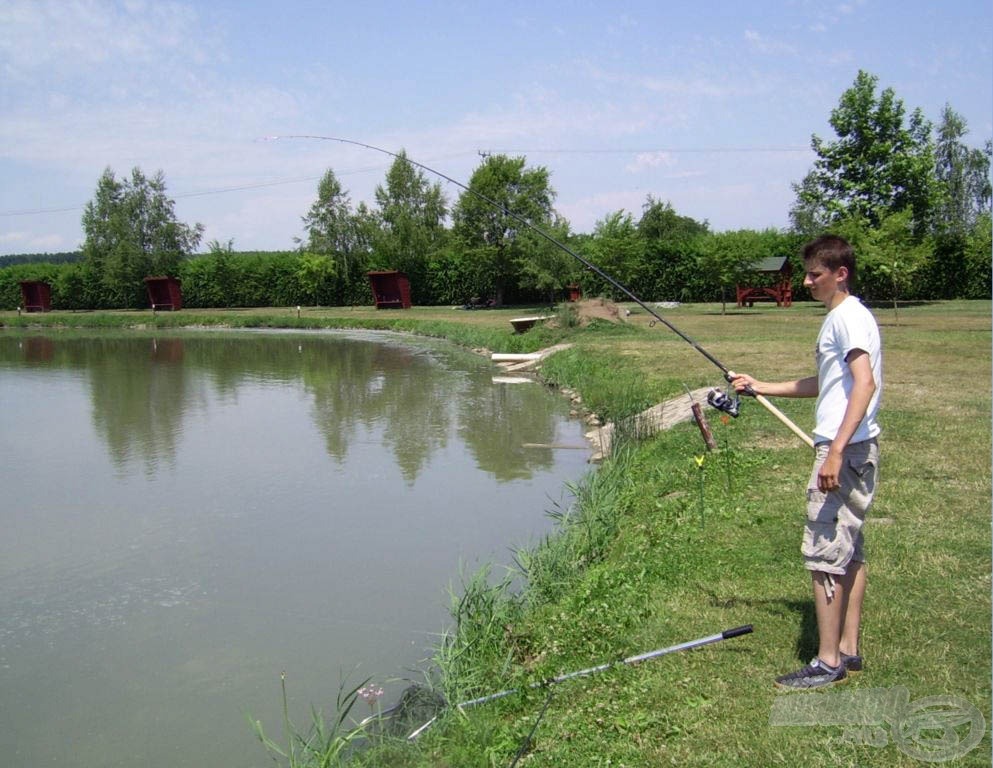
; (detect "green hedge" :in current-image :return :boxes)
[3,229,989,311]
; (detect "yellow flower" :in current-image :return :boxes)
[694,455,706,468]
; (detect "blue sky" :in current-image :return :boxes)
[1,0,990,255]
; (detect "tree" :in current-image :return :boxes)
[962,212,993,299]
[934,105,992,234]
[834,210,931,322]
[81,168,124,306]
[296,251,337,306]
[301,170,356,263]
[82,167,203,308]
[583,210,645,300]
[300,169,372,304]
[697,229,781,314]
[451,155,556,305]
[790,71,936,236]
[637,197,709,301]
[195,238,236,307]
[516,213,577,304]
[373,151,448,302]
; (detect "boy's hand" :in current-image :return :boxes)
[817,450,842,492]
[728,371,758,394]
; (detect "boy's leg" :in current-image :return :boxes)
[774,572,850,688]
[812,561,864,668]
[812,571,844,669]
[839,561,866,657]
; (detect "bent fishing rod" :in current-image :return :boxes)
[264,135,813,448]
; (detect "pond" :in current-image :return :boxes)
[0,329,591,767]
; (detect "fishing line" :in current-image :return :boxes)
[264,135,734,368]
[263,135,814,447]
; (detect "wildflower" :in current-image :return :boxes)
[694,455,706,529]
[720,414,730,426]
[358,684,385,707]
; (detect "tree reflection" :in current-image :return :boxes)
[457,375,558,481]
[305,341,453,483]
[0,336,196,474]
[0,332,571,482]
[87,338,192,475]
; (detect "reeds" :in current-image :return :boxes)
[250,673,373,768]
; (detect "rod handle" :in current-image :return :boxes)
[753,394,816,448]
[725,373,815,448]
[722,625,754,639]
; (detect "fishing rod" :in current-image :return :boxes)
[405,624,753,740]
[264,135,814,448]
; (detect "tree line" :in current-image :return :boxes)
[2,70,989,312]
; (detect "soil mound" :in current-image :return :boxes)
[570,298,625,326]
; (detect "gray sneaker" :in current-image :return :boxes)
[774,658,847,690]
[840,652,863,672]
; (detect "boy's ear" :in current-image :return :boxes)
[835,265,850,288]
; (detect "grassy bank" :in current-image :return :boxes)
[4,301,990,766]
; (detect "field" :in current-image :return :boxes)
[3,299,990,766]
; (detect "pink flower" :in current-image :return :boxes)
[358,684,384,706]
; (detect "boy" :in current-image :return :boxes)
[730,234,882,689]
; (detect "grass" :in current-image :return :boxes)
[250,673,373,768]
[3,299,990,766]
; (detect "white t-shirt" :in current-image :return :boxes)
[813,295,882,444]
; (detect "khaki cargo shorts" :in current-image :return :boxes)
[803,438,879,575]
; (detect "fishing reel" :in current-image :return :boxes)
[707,387,741,418]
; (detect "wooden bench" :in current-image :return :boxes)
[510,316,551,334]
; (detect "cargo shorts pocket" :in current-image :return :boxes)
[803,488,852,573]
[840,442,878,515]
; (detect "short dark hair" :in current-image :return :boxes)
[803,234,856,287]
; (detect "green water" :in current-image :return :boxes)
[0,329,589,767]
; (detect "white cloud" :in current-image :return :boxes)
[442,88,665,150]
[626,151,675,173]
[837,2,858,14]
[558,190,647,229]
[744,29,798,57]
[616,68,739,99]
[0,230,70,251]
[0,0,211,82]
[606,13,638,36]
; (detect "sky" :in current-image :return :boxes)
[1,0,990,256]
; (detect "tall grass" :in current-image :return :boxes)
[538,347,666,423]
[515,444,634,605]
[250,674,372,768]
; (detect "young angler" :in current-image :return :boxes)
[730,235,882,689]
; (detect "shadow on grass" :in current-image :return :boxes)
[703,591,819,663]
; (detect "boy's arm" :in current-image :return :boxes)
[816,349,875,492]
[729,372,819,398]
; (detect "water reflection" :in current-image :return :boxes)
[0,331,572,483]
[459,376,561,481]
